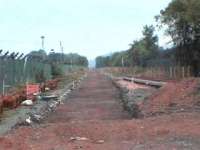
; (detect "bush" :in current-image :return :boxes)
[51,64,63,79]
[35,70,46,83]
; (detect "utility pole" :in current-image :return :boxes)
[41,36,45,50]
[60,41,64,63]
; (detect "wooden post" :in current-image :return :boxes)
[170,67,173,79]
[173,67,176,79]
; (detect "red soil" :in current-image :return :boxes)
[0,78,60,111]
[116,80,149,90]
[0,72,200,149]
[141,78,200,116]
[2,88,27,109]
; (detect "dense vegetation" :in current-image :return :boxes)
[96,0,200,76]
[96,25,173,68]
[28,50,88,79]
[28,50,88,67]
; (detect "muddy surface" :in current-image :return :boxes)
[0,71,200,149]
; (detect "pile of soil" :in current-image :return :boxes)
[0,78,60,110]
[141,78,200,116]
[115,78,200,118]
[2,87,27,109]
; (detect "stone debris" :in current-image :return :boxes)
[95,140,105,144]
[36,95,42,100]
[115,79,156,118]
[30,114,43,123]
[70,137,89,142]
[25,116,32,124]
[45,87,50,91]
[33,93,39,96]
[48,101,59,111]
[21,100,33,106]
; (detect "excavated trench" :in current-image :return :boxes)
[113,78,158,118]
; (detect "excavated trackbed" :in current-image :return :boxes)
[1,71,200,150]
[45,71,130,123]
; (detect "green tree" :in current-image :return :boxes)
[28,50,47,62]
[156,0,200,76]
[142,25,159,59]
[129,25,159,67]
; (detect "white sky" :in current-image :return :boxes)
[0,0,171,60]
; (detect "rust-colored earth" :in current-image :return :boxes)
[0,71,200,150]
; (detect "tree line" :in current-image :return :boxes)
[96,0,200,76]
[28,49,88,67]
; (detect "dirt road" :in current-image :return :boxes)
[1,71,200,150]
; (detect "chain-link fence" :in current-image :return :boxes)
[0,58,52,94]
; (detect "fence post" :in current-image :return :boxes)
[173,67,176,79]
[182,67,185,78]
[170,67,173,79]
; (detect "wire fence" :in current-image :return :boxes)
[0,50,88,95]
[0,58,52,95]
[103,66,193,81]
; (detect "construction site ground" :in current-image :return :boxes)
[0,71,200,150]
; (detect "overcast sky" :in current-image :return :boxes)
[0,0,171,60]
